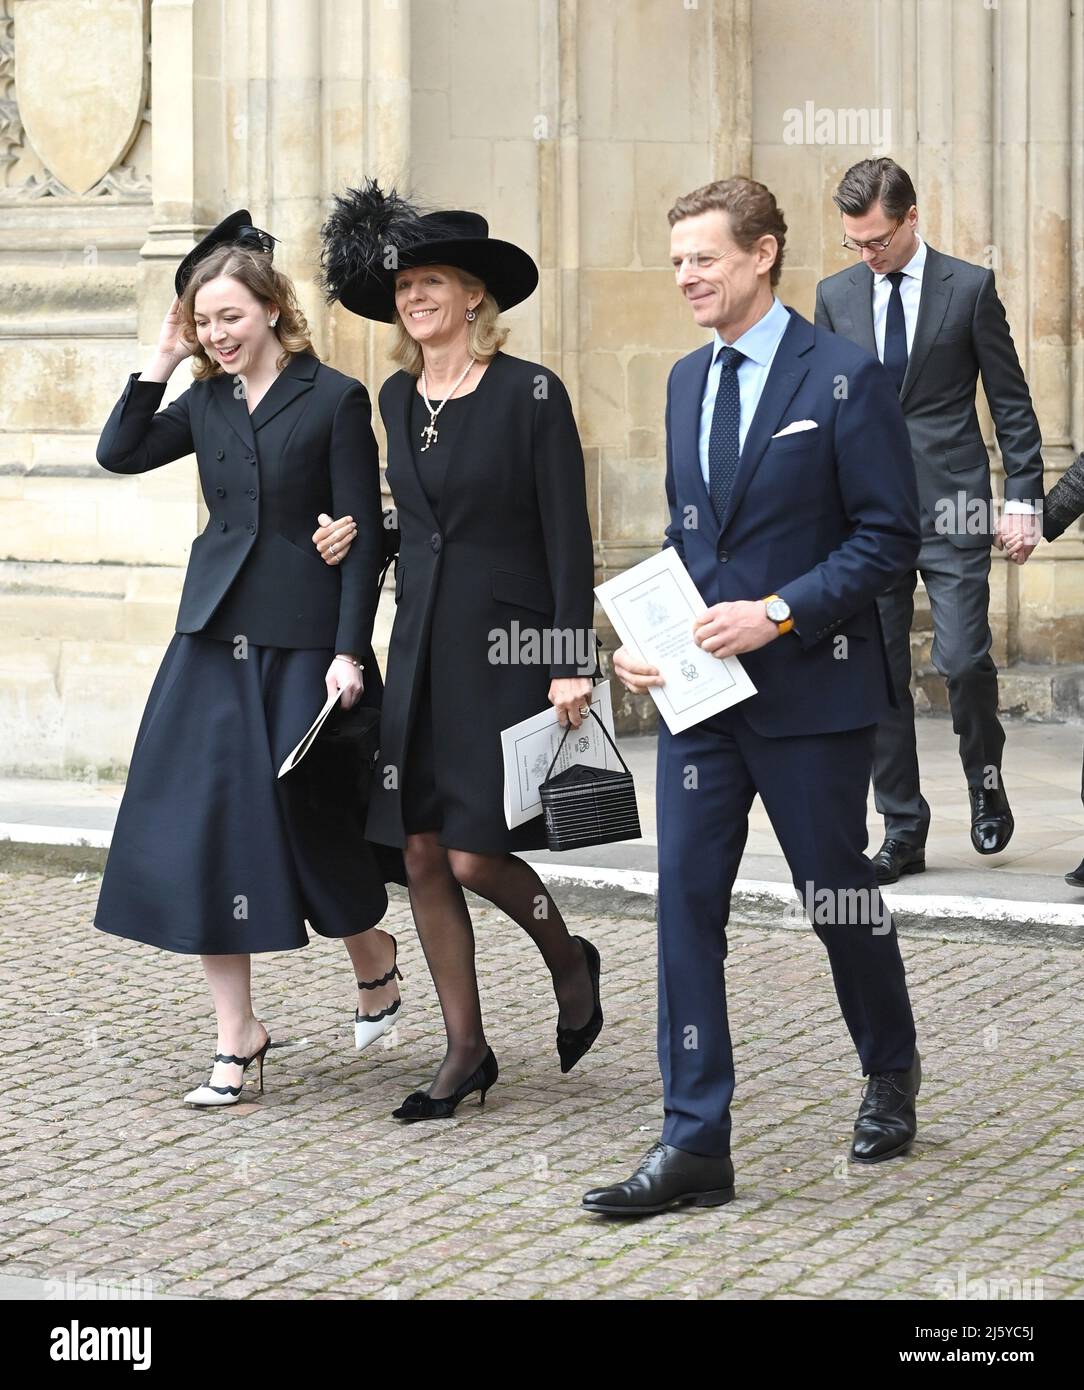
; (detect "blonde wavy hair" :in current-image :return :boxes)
[388,266,509,376]
[179,243,317,380]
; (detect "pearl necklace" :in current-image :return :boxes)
[419,357,476,451]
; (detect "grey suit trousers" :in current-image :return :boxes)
[874,535,1004,844]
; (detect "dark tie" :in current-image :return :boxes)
[707,345,744,523]
[882,269,908,394]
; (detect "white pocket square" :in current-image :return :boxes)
[772,419,818,438]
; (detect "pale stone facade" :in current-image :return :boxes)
[1,0,1080,774]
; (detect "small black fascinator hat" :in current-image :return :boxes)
[175,209,279,297]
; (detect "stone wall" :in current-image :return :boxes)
[1,0,1080,774]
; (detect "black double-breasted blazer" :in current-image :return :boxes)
[366,350,597,853]
[96,351,383,654]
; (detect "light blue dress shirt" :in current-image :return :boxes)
[698,295,792,487]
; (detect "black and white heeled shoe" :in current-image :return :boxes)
[355,934,403,1051]
[184,1031,272,1108]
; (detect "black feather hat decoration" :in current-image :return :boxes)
[318,180,434,306]
[319,176,538,323]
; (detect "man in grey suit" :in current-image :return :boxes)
[815,157,1044,883]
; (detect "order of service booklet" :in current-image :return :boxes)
[594,546,756,735]
[500,679,621,830]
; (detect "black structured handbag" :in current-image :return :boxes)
[284,697,407,888]
[306,702,382,805]
[293,535,397,806]
[275,520,409,888]
[538,708,641,852]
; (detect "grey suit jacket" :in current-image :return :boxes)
[815,245,1044,548]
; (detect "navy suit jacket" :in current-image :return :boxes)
[663,308,920,737]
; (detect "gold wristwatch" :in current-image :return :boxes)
[763,594,794,635]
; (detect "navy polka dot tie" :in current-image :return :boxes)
[708,345,745,523]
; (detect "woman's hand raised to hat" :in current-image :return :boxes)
[143,296,196,381]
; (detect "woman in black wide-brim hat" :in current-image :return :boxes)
[315,180,604,1119]
[94,210,406,1107]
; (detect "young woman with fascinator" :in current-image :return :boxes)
[315,181,604,1120]
[94,211,405,1107]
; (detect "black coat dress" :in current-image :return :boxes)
[93,351,399,954]
[366,351,596,854]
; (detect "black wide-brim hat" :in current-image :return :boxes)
[319,179,538,323]
[175,209,278,297]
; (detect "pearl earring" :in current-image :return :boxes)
[465,308,477,322]
[270,317,278,327]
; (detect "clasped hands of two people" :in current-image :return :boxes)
[310,513,594,727]
[995,511,1042,565]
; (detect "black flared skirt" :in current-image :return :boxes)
[95,632,393,954]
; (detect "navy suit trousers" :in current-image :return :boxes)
[656,707,917,1156]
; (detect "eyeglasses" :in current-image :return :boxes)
[841,218,904,253]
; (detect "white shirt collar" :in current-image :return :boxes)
[873,233,926,284]
[711,295,790,369]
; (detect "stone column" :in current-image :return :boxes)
[265,0,323,335]
[1003,0,1081,671]
[0,0,160,774]
[323,0,409,390]
[889,1,1081,704]
[575,0,753,729]
[142,0,202,339]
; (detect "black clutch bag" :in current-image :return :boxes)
[538,708,641,852]
[298,518,398,808]
[295,701,381,809]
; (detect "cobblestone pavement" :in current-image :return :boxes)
[2,870,1082,1301]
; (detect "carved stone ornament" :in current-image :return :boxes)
[9,0,148,198]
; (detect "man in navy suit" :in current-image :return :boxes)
[583,178,923,1216]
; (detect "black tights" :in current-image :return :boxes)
[402,832,594,1097]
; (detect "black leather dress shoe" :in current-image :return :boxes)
[582,1141,735,1216]
[871,837,926,885]
[851,1049,920,1163]
[969,783,1014,854]
[1065,858,1084,888]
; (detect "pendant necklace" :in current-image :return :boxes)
[419,357,476,451]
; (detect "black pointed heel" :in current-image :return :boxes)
[392,1048,498,1122]
[556,936,603,1073]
